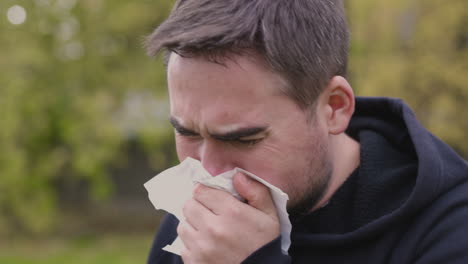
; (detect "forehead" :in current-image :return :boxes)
[167,52,286,89]
[166,53,298,131]
[167,53,287,106]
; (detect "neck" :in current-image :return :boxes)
[312,133,360,211]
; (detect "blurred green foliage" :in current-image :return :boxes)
[0,0,175,234]
[0,0,466,235]
[348,0,468,155]
[0,233,153,263]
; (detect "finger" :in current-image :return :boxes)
[177,220,197,250]
[182,198,216,231]
[233,172,278,218]
[192,184,240,215]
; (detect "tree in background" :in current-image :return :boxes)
[348,0,468,155]
[0,0,175,234]
[0,0,466,234]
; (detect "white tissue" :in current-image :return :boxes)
[144,157,291,255]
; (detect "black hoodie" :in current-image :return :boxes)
[147,97,468,264]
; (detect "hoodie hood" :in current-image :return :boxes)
[291,97,468,246]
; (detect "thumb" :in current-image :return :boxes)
[233,172,278,218]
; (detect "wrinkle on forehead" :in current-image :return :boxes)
[167,52,297,138]
[168,52,288,96]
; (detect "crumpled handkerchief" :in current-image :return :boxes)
[144,157,291,255]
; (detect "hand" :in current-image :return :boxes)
[177,172,280,264]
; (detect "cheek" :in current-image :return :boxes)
[256,134,313,163]
[240,136,321,188]
[235,144,290,181]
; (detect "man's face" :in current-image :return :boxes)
[167,53,333,215]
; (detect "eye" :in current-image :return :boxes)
[236,137,263,146]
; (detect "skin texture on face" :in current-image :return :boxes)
[167,53,334,215]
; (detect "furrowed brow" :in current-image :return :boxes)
[210,127,268,141]
[169,117,198,135]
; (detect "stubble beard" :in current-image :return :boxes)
[287,140,333,217]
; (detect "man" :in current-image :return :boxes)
[145,0,468,263]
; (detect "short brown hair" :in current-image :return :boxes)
[146,0,349,109]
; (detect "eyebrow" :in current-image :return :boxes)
[170,117,198,135]
[169,116,268,141]
[210,126,268,141]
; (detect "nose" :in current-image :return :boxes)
[199,140,234,176]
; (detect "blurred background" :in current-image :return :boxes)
[0,0,466,263]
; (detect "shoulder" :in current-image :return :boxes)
[407,179,468,263]
[147,214,182,264]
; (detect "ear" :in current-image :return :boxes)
[322,76,355,135]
